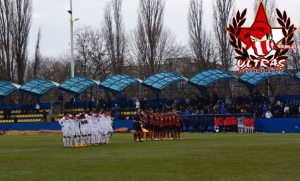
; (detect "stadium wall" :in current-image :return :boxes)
[255,118,300,133]
[0,119,299,133]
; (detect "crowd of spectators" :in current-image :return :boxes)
[81,92,300,119]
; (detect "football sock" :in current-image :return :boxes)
[91,135,95,144]
[63,138,66,147]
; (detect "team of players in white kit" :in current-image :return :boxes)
[58,109,113,147]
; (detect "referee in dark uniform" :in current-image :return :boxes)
[133,109,143,142]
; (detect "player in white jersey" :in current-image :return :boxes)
[237,116,245,133]
[85,110,94,146]
[96,111,103,144]
[71,112,81,147]
[80,113,88,146]
[91,113,100,145]
[68,113,75,147]
[106,111,114,143]
[99,110,108,144]
[58,112,72,147]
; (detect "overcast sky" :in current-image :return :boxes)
[28,0,300,58]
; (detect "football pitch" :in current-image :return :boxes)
[0,133,300,181]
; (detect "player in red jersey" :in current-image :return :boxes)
[153,112,160,140]
[163,112,170,140]
[140,110,147,140]
[249,118,255,133]
[244,118,249,133]
[148,110,155,140]
[175,112,182,139]
[170,110,176,140]
[159,113,165,140]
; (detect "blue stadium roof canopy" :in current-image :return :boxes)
[19,79,59,96]
[58,76,100,94]
[0,81,21,97]
[188,69,237,88]
[99,74,142,94]
[238,69,293,88]
[142,72,187,91]
[293,71,300,82]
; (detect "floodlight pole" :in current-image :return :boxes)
[69,0,74,77]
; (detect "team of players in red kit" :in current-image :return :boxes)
[133,109,182,142]
[214,117,255,133]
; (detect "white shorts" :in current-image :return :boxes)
[108,126,113,132]
[101,127,108,135]
[238,125,244,128]
[87,126,92,134]
[62,127,72,137]
[81,127,88,135]
[74,127,81,135]
[91,127,98,135]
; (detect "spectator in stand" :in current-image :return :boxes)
[158,102,163,112]
[231,95,237,106]
[262,104,268,116]
[204,95,210,106]
[265,110,273,118]
[217,98,223,110]
[225,96,232,106]
[171,101,176,110]
[140,98,146,110]
[242,94,248,106]
[7,106,11,119]
[3,106,7,120]
[291,103,297,117]
[269,94,275,105]
[254,110,260,118]
[35,102,40,113]
[213,92,219,105]
[14,116,18,123]
[203,117,209,133]
[51,116,55,122]
[185,97,190,107]
[253,94,259,105]
[114,104,120,120]
[122,97,126,110]
[220,106,226,114]
[69,96,74,109]
[275,94,282,104]
[58,93,64,103]
[284,104,290,117]
[174,99,179,110]
[88,100,93,110]
[135,99,140,109]
[273,103,280,118]
[194,111,200,132]
[278,102,284,117]
[43,110,47,122]
[298,103,300,117]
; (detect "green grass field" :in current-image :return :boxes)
[0,133,300,181]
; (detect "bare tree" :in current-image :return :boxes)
[75,26,109,81]
[102,0,126,74]
[0,0,14,81]
[129,0,179,78]
[253,0,277,26]
[287,25,300,71]
[213,0,235,71]
[33,27,41,78]
[188,0,217,71]
[11,0,32,84]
